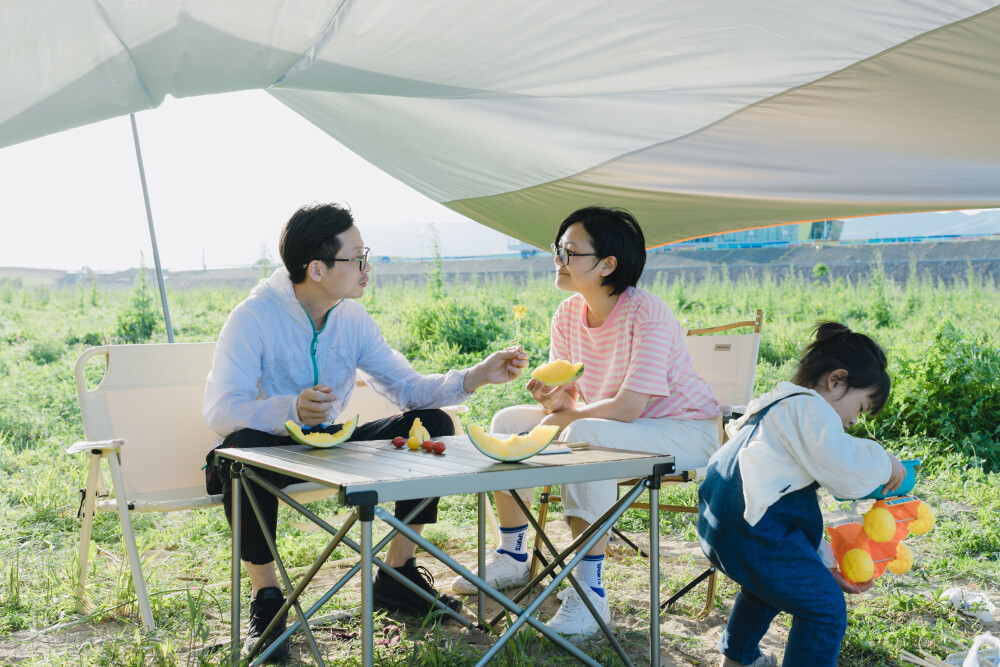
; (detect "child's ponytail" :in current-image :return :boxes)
[792,321,891,414]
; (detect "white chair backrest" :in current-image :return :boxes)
[75,343,218,497]
[685,332,761,410]
[75,343,401,499]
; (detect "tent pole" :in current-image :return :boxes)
[129,113,175,343]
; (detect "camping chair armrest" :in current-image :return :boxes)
[66,438,126,455]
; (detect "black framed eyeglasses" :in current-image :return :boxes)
[306,247,370,272]
[550,243,598,267]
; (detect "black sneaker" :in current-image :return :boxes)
[372,558,463,617]
[243,587,291,663]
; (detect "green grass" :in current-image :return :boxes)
[0,263,997,665]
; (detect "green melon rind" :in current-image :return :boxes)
[531,361,584,387]
[285,415,359,449]
[464,424,559,463]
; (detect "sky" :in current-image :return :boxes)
[0,89,992,273]
[0,90,475,272]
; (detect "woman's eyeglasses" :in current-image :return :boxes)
[550,243,598,267]
[306,247,370,272]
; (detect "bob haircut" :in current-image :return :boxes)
[792,321,892,414]
[554,206,646,295]
[279,203,355,284]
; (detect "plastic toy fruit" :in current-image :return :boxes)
[409,418,431,442]
[406,436,420,450]
[530,359,584,386]
[285,416,358,448]
[421,439,435,451]
[392,436,406,448]
[841,548,875,583]
[886,542,913,575]
[432,441,446,454]
[464,423,559,462]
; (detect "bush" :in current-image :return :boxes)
[27,340,63,365]
[115,266,160,344]
[399,298,508,357]
[874,321,1000,469]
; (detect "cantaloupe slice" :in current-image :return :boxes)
[285,416,358,448]
[530,359,584,386]
[465,423,559,462]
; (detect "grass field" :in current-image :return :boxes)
[0,259,998,665]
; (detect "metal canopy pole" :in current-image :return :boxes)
[129,113,175,343]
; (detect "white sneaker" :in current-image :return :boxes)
[544,586,611,641]
[450,550,530,594]
[718,653,777,667]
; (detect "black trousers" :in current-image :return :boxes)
[205,408,455,565]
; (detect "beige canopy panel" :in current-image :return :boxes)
[3,1,999,247]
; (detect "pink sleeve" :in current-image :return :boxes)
[621,321,678,397]
[549,304,572,363]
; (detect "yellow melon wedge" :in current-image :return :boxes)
[465,423,559,462]
[531,359,584,386]
[285,416,359,448]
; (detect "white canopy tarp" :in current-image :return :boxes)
[3,1,1000,248]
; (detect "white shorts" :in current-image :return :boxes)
[491,404,720,526]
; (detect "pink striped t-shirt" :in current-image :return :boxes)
[549,287,719,420]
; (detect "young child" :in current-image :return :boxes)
[698,322,907,667]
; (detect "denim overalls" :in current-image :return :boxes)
[698,394,848,667]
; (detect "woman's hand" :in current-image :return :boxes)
[830,567,874,594]
[297,384,334,426]
[882,452,907,495]
[526,377,578,414]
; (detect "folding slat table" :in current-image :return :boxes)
[216,434,674,667]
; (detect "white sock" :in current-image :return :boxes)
[579,554,605,596]
[498,523,529,562]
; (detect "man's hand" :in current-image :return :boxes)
[882,452,907,495]
[463,346,529,392]
[830,567,873,594]
[526,378,578,414]
[296,384,335,426]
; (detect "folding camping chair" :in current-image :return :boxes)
[67,342,469,631]
[529,309,763,618]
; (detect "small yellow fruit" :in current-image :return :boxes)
[409,418,431,442]
[406,436,421,450]
[863,507,896,542]
[886,542,913,575]
[842,548,875,584]
[908,502,935,535]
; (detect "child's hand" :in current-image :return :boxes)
[882,452,907,495]
[830,567,873,594]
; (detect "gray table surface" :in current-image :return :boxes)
[216,434,675,504]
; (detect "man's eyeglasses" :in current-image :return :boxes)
[306,247,370,272]
[550,243,598,267]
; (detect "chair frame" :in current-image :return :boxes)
[528,310,763,619]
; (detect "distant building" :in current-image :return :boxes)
[507,238,544,258]
[684,220,844,246]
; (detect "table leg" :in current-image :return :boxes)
[360,504,374,667]
[230,463,242,665]
[477,492,486,626]
[648,478,661,667]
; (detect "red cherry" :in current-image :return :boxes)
[392,436,406,448]
[432,441,446,454]
[421,439,435,451]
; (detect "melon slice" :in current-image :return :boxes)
[285,416,359,448]
[465,423,559,462]
[531,359,584,386]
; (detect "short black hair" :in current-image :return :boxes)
[279,203,355,284]
[792,321,891,414]
[554,206,646,295]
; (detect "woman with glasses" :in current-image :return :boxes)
[451,206,720,640]
[203,203,529,660]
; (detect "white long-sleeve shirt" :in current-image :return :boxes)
[203,269,471,442]
[727,382,893,528]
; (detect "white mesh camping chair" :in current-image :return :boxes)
[529,310,763,618]
[68,342,469,631]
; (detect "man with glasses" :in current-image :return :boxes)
[204,203,528,661]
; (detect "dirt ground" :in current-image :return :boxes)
[2,516,997,665]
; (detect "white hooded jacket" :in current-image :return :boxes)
[726,381,893,529]
[203,269,471,442]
